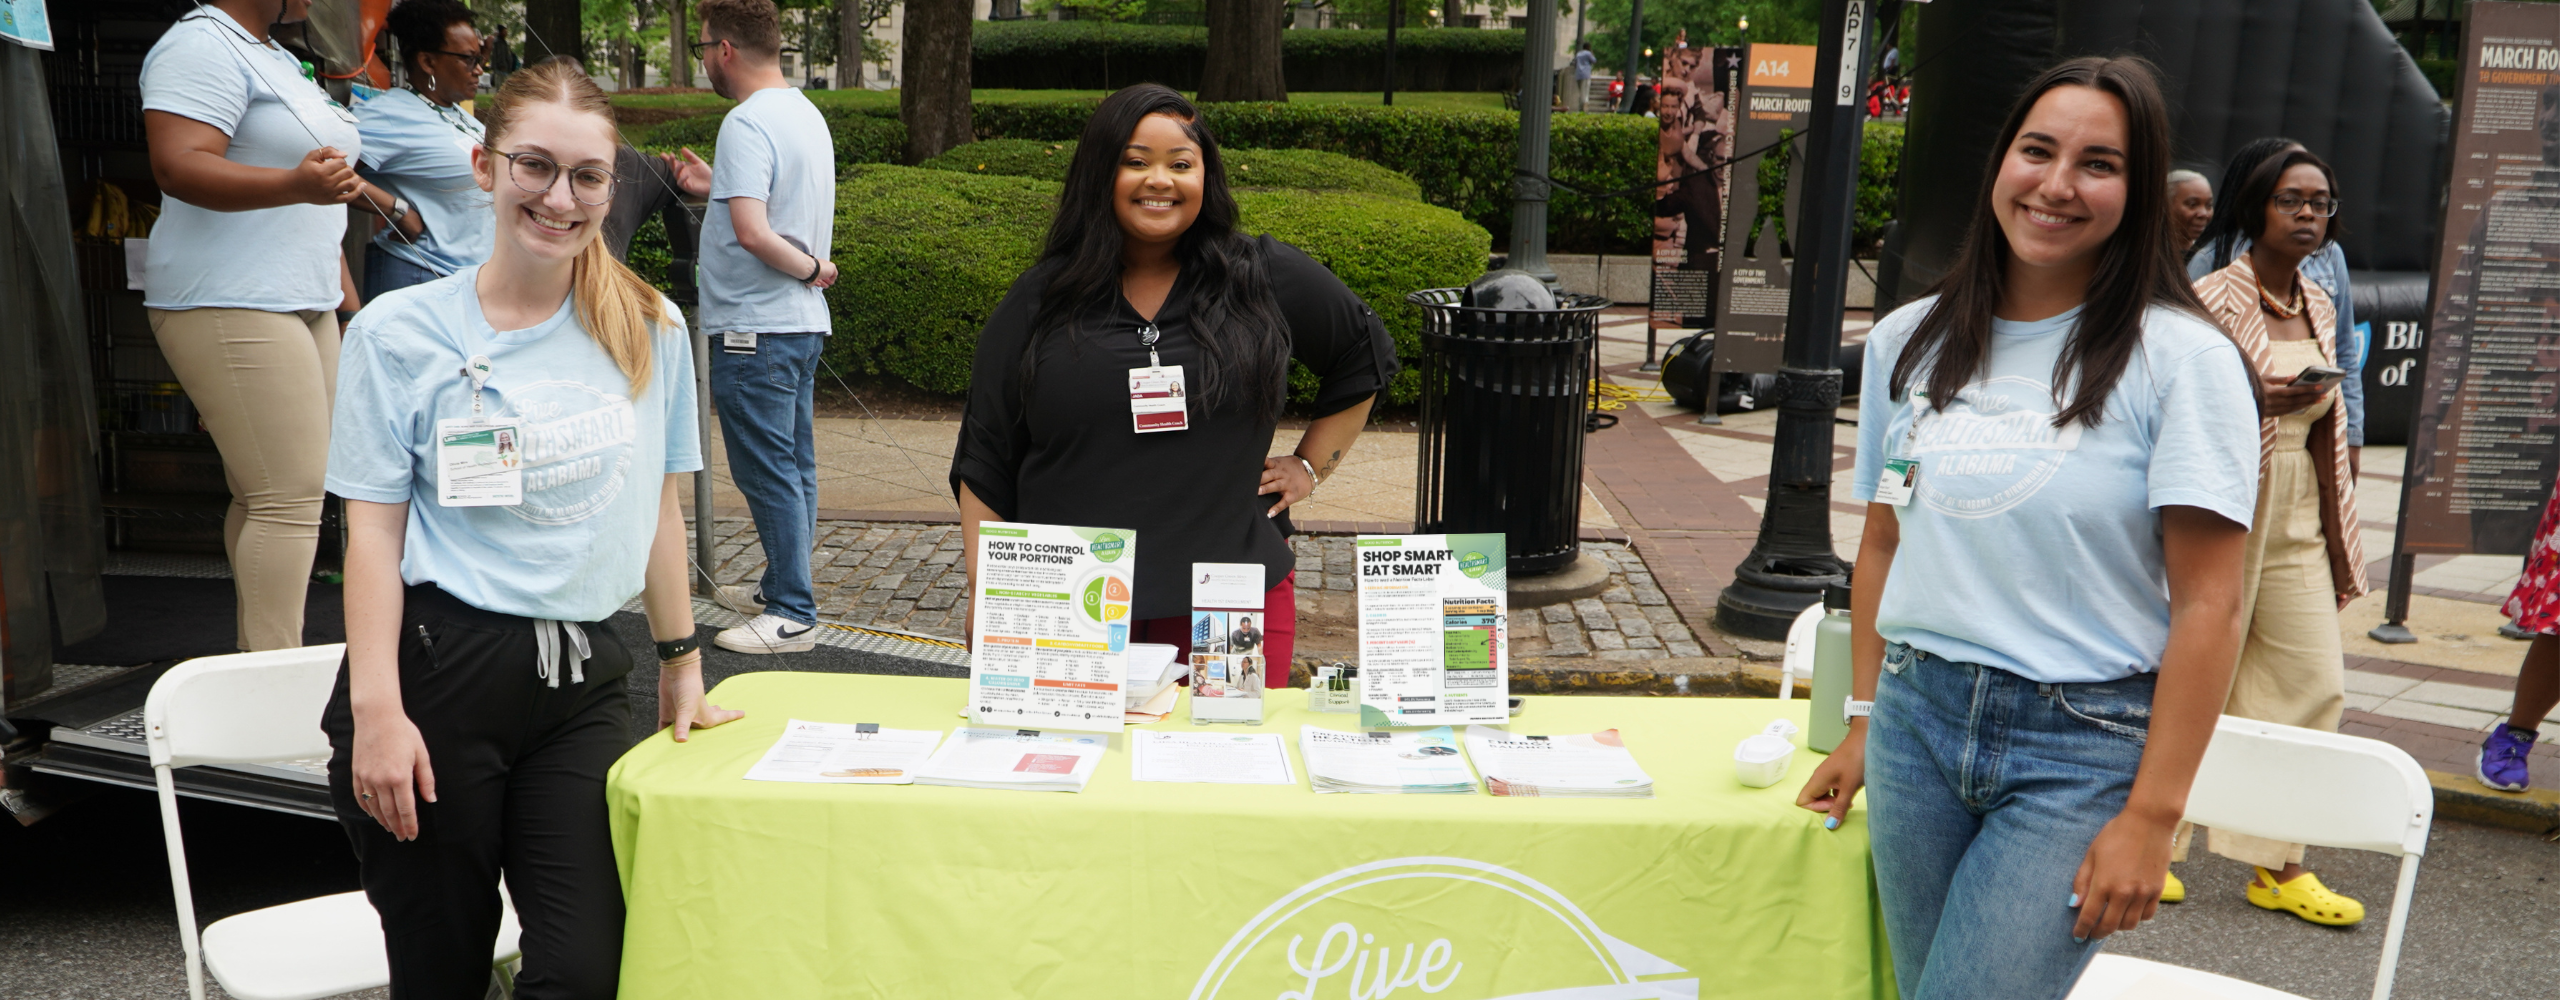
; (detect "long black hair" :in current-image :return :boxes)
[1891,55,2208,429]
[1025,84,1292,421]
[2194,136,2303,272]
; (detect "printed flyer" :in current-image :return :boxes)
[1354,533,1508,727]
[969,522,1136,733]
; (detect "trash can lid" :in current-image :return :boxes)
[1463,269,1558,311]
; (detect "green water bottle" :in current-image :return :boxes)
[1808,578,1855,754]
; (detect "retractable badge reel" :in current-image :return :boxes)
[1128,323,1189,433]
[435,354,523,507]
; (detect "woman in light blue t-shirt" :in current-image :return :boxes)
[355,0,493,297]
[321,61,739,996]
[139,0,414,652]
[1794,57,2261,999]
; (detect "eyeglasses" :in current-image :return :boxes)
[2271,193,2340,218]
[426,48,489,69]
[488,148,617,206]
[687,38,729,54]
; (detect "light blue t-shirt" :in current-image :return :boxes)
[355,87,493,276]
[140,11,360,312]
[699,87,835,335]
[1851,297,2261,683]
[326,268,703,622]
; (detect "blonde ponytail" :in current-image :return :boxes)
[572,235,665,394]
[485,58,669,395]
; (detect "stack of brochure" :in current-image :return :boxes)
[1299,725,1478,794]
[1462,726,1655,798]
[912,727,1109,793]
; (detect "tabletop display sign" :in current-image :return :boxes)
[968,522,1135,733]
[0,0,53,51]
[1650,44,1744,332]
[1354,534,1509,727]
[1187,561,1268,724]
[1710,43,1817,381]
[2404,0,2560,556]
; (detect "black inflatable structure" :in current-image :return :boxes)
[1873,0,2449,443]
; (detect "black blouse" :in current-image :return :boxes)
[951,237,1398,620]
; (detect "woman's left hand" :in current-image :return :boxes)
[1260,455,1316,517]
[658,652,744,743]
[2069,809,2175,941]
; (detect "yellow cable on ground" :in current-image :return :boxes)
[1591,380,1673,411]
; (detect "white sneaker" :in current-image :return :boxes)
[714,584,766,616]
[715,614,817,654]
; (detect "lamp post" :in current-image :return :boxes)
[1385,0,1401,105]
[1508,0,1561,287]
[1616,0,1645,112]
[1713,0,1880,639]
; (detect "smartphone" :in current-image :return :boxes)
[2290,365,2346,388]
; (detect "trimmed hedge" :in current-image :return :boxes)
[825,165,1059,395]
[635,107,906,168]
[1231,189,1484,404]
[1749,121,1906,257]
[916,139,1425,201]
[963,100,1654,252]
[818,165,1485,403]
[971,22,1526,92]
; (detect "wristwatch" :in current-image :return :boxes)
[1843,698,1874,724]
[655,631,702,662]
[386,196,410,225]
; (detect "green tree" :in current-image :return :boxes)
[1579,0,1819,69]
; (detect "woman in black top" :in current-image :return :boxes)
[951,84,1395,689]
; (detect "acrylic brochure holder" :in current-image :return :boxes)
[1186,562,1268,724]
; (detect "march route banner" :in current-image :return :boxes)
[2405,0,2560,555]
[1710,43,1815,380]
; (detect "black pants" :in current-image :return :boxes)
[324,583,634,1000]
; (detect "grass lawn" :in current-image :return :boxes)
[606,89,1510,114]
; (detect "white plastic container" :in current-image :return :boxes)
[1733,720,1802,788]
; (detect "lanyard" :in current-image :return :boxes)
[428,97,483,141]
[1137,323,1162,368]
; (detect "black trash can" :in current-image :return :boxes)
[1406,287,1612,577]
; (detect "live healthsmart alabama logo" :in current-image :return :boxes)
[1190,858,1699,1000]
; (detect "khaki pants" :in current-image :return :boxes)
[149,307,340,651]
[2175,385,2345,870]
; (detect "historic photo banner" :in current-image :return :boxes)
[1649,44,1742,332]
[2406,1,2560,554]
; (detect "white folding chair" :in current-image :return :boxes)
[148,645,522,1000]
[1777,602,1824,700]
[2068,716,2434,1000]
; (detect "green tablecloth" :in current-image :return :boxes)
[607,673,1891,1000]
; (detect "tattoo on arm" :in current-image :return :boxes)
[1318,449,1342,479]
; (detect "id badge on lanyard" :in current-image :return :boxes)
[435,354,523,506]
[1874,397,1921,507]
[1129,323,1188,433]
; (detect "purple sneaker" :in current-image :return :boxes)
[2477,723,2538,793]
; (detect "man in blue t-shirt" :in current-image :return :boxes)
[1571,43,1597,113]
[667,0,838,654]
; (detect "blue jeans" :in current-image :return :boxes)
[364,246,444,301]
[1866,642,2154,1000]
[710,332,823,626]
